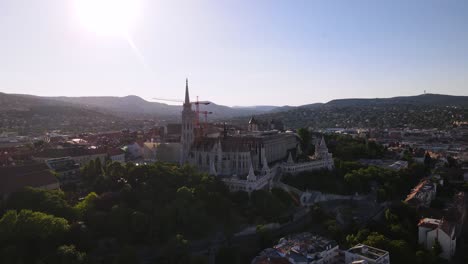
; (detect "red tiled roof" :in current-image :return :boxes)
[404,179,432,203]
[0,163,59,195]
[34,147,107,158]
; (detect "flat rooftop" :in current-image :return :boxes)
[347,244,388,260]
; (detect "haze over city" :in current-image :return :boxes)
[2,1,468,264]
[1,0,468,106]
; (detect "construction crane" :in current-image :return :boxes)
[199,111,213,129]
[152,96,212,129]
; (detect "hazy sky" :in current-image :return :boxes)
[1,0,467,106]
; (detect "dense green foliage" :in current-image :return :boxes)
[0,161,296,263]
[0,209,73,264]
[324,134,386,161]
[284,161,426,200]
[346,203,441,264]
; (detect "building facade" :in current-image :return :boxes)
[181,78,196,164]
[418,218,456,260]
[282,137,334,174]
[178,80,334,193]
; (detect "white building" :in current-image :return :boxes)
[108,148,126,163]
[143,141,158,161]
[178,80,333,193]
[124,142,144,159]
[345,244,390,264]
[418,218,456,260]
[282,137,334,174]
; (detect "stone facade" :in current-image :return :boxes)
[282,137,334,174]
[179,81,333,193]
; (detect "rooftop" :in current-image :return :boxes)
[273,233,337,261]
[0,163,59,195]
[35,147,107,158]
[404,178,435,204]
[418,218,456,238]
[347,244,389,261]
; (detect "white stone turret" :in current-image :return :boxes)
[210,158,217,176]
[247,160,257,182]
[287,152,294,164]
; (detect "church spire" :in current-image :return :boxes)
[184,78,190,105]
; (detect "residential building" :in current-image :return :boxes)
[108,148,126,163]
[124,142,144,160]
[252,233,340,264]
[45,157,80,185]
[404,179,437,208]
[34,147,107,166]
[418,218,456,260]
[0,163,60,200]
[143,141,158,161]
[345,244,390,264]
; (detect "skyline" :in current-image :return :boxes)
[1,0,468,106]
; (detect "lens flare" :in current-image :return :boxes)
[74,0,140,36]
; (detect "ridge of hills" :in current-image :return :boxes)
[1,92,467,133]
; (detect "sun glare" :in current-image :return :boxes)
[74,0,140,36]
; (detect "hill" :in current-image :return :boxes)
[47,95,275,120]
[326,94,468,108]
[231,94,468,129]
[0,93,279,135]
[0,93,139,135]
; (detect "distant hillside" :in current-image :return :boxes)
[326,94,468,108]
[232,105,279,112]
[47,95,274,120]
[0,93,130,134]
[231,94,468,129]
[0,93,280,135]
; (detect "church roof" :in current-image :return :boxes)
[184,78,190,105]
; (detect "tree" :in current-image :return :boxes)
[114,245,138,264]
[0,209,70,241]
[297,128,311,154]
[424,152,432,168]
[0,210,70,263]
[159,234,190,264]
[215,246,241,264]
[446,156,458,168]
[94,157,102,176]
[363,232,389,249]
[74,192,98,219]
[432,238,442,257]
[5,187,76,220]
[54,245,87,264]
[256,225,274,249]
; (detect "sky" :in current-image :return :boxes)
[0,0,467,106]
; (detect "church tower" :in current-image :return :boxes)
[181,78,195,164]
